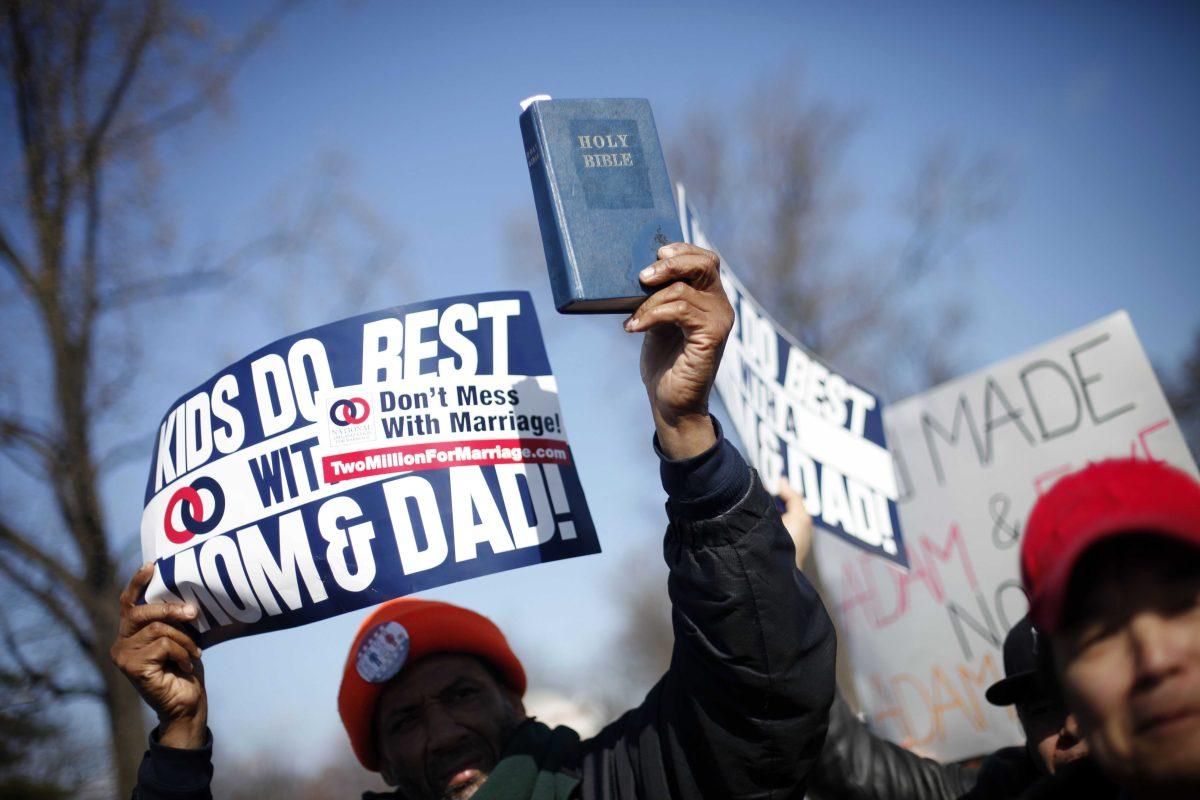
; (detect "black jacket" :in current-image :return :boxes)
[133,430,837,799]
[807,692,978,800]
[807,690,1102,800]
[1015,756,1120,800]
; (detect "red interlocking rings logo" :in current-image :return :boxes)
[329,397,370,427]
[163,476,225,545]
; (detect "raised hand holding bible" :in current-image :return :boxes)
[626,243,733,460]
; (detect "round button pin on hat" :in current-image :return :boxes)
[356,621,410,684]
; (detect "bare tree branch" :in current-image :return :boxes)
[0,4,375,792]
[98,266,225,311]
[98,433,155,473]
[0,556,93,654]
[0,414,56,463]
[0,517,87,601]
[67,1,101,133]
[0,604,104,700]
[97,223,308,312]
[82,0,163,157]
[4,1,49,233]
[74,2,163,341]
[0,222,36,289]
[671,76,1007,398]
[1163,326,1200,456]
[112,0,298,147]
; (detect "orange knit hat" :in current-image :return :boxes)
[337,598,526,771]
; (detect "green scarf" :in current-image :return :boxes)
[472,719,581,800]
[366,719,581,800]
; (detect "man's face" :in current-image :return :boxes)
[374,654,526,800]
[1052,536,1200,794]
[1016,694,1087,774]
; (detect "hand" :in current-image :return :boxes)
[110,564,207,749]
[625,243,734,459]
[777,477,814,570]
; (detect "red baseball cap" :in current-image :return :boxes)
[337,598,526,771]
[1021,457,1200,635]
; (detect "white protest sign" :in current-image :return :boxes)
[677,185,908,565]
[813,310,1198,760]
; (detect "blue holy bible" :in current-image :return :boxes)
[519,96,684,313]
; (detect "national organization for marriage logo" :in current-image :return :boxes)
[329,396,371,427]
[327,395,376,446]
[162,476,225,545]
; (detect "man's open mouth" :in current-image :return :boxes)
[443,766,483,791]
[431,747,492,795]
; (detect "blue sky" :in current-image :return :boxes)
[173,0,1199,365]
[35,0,1200,774]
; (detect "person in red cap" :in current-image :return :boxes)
[1021,457,1200,800]
[337,597,530,795]
[776,483,1110,800]
[113,244,837,799]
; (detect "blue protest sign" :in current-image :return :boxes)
[141,292,599,647]
[677,186,908,567]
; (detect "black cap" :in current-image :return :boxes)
[985,615,1049,707]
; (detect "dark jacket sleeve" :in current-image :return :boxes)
[962,746,1040,800]
[1011,755,1118,800]
[131,727,214,800]
[580,426,837,799]
[807,691,978,800]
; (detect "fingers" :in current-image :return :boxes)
[625,281,712,333]
[119,565,200,640]
[128,620,203,661]
[780,493,812,534]
[639,244,721,290]
[652,241,714,261]
[110,570,206,723]
[151,637,196,675]
[120,563,156,608]
[112,618,202,680]
[776,476,815,569]
[127,602,198,628]
[777,477,812,529]
[629,244,732,336]
[121,601,198,637]
[777,476,803,508]
[626,300,705,335]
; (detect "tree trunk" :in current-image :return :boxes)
[105,666,150,799]
[91,589,150,799]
